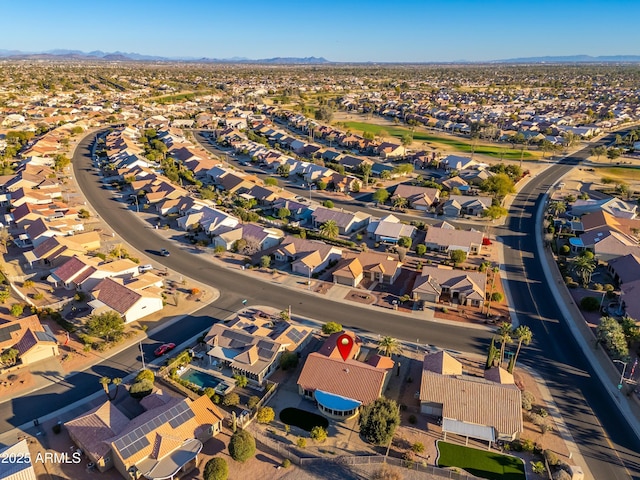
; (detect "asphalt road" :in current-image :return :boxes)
[499,134,640,480]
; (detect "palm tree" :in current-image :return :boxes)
[319,220,339,239]
[485,266,500,315]
[548,201,566,218]
[497,323,512,367]
[360,163,373,187]
[110,377,123,401]
[99,377,111,398]
[378,336,403,357]
[0,228,10,254]
[393,196,408,210]
[508,326,533,374]
[571,255,596,287]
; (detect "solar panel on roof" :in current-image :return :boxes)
[0,323,21,342]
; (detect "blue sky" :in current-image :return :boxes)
[3,0,639,62]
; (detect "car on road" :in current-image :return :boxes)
[160,249,170,257]
[154,343,176,356]
[138,264,153,273]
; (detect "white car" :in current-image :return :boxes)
[138,264,153,273]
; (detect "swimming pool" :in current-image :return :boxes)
[180,368,221,390]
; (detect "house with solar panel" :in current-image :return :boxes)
[65,389,223,479]
[297,331,394,420]
[203,314,311,385]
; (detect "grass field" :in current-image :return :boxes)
[599,166,640,181]
[341,121,538,161]
[437,442,526,480]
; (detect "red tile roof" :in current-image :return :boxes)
[297,352,388,405]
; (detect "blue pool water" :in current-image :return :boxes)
[180,368,221,390]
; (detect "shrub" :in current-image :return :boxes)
[233,375,249,388]
[538,408,548,418]
[247,395,260,409]
[204,457,228,480]
[296,437,307,448]
[228,430,256,463]
[10,304,24,318]
[23,280,35,288]
[521,438,535,452]
[256,406,275,424]
[190,288,200,295]
[408,415,417,424]
[279,351,299,370]
[544,449,559,466]
[203,387,216,399]
[531,461,546,475]
[223,392,240,407]
[593,283,603,291]
[322,321,342,334]
[33,292,44,300]
[411,442,425,454]
[604,283,615,292]
[135,369,155,384]
[560,245,570,255]
[580,296,600,312]
[490,292,503,302]
[129,380,154,399]
[282,458,291,468]
[522,391,535,410]
[372,465,403,480]
[310,426,328,443]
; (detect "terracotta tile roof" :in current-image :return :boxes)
[297,352,389,405]
[317,331,361,360]
[52,256,90,283]
[422,351,462,375]
[65,401,130,462]
[151,433,184,460]
[92,277,141,315]
[420,366,522,438]
[484,367,515,385]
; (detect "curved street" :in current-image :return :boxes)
[2,131,639,479]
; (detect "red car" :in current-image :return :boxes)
[154,343,176,356]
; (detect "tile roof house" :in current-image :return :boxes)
[0,314,59,366]
[297,331,393,420]
[392,185,440,211]
[66,391,223,479]
[176,205,239,235]
[211,223,283,252]
[270,236,343,277]
[311,207,370,235]
[412,265,486,308]
[439,155,479,171]
[425,225,484,255]
[89,277,163,324]
[204,323,284,384]
[441,195,492,217]
[570,197,638,219]
[23,232,101,268]
[367,214,416,244]
[226,311,312,352]
[419,351,522,444]
[333,251,402,287]
[48,255,141,292]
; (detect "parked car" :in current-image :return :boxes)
[154,343,176,356]
[138,264,153,273]
[160,249,170,257]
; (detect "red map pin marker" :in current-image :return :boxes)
[336,333,353,362]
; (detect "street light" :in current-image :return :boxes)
[140,342,145,370]
[307,265,312,290]
[613,360,628,389]
[129,194,139,213]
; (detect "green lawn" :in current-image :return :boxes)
[341,121,537,161]
[279,407,329,432]
[600,166,640,181]
[437,442,526,480]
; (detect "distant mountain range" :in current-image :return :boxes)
[0,49,330,64]
[1,49,639,64]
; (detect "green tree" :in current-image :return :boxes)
[233,375,249,388]
[597,316,628,360]
[378,336,402,357]
[256,406,275,424]
[591,145,607,161]
[135,369,155,383]
[87,311,124,342]
[358,397,401,445]
[548,201,566,217]
[310,425,328,443]
[53,154,71,171]
[497,322,513,366]
[223,392,240,406]
[323,200,334,209]
[508,325,533,374]
[276,164,290,178]
[260,255,271,268]
[415,244,427,256]
[360,163,373,187]
[319,220,339,238]
[228,430,256,463]
[580,296,600,312]
[483,205,508,220]
[247,395,260,409]
[204,457,228,480]
[393,196,408,210]
[571,254,596,287]
[9,304,24,318]
[277,207,291,220]
[607,147,622,164]
[485,337,498,369]
[449,249,467,266]
[620,316,640,344]
[481,173,515,198]
[0,348,19,367]
[99,376,111,398]
[129,379,154,399]
[401,133,413,147]
[322,322,343,334]
[279,351,299,370]
[372,188,390,205]
[398,236,412,249]
[0,289,10,304]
